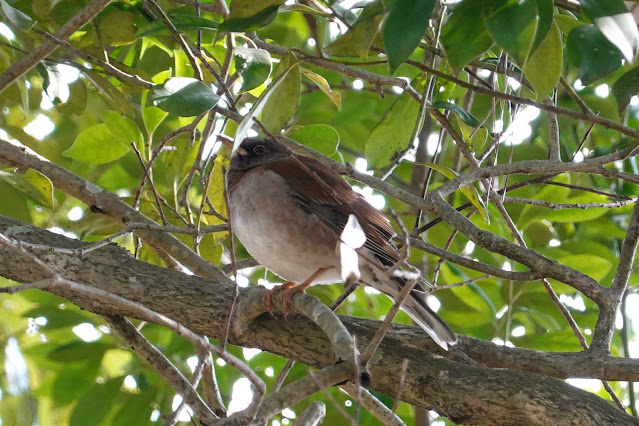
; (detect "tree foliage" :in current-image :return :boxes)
[0,0,639,424]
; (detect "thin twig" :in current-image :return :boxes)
[359,279,417,366]
[571,120,597,162]
[307,369,356,425]
[180,112,217,219]
[198,348,227,418]
[163,352,209,425]
[0,0,113,93]
[560,75,591,115]
[292,402,326,426]
[106,316,217,425]
[220,165,238,349]
[32,28,154,89]
[502,196,637,209]
[545,97,561,162]
[392,359,409,413]
[4,276,265,419]
[272,359,296,392]
[436,275,491,290]
[340,383,406,426]
[131,142,168,225]
[144,0,203,80]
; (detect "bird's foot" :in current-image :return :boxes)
[262,268,329,315]
[277,284,309,314]
[262,282,297,314]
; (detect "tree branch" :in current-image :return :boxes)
[0,0,113,93]
[0,216,637,425]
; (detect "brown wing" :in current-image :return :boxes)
[265,155,400,266]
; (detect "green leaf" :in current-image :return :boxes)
[48,342,112,362]
[70,377,123,426]
[530,0,553,55]
[467,125,490,152]
[136,14,219,38]
[578,0,638,61]
[229,0,284,17]
[557,254,611,282]
[300,67,341,110]
[234,46,272,92]
[0,169,54,208]
[483,0,538,65]
[383,0,436,73]
[0,180,30,222]
[518,175,571,228]
[97,10,137,46]
[515,328,584,351]
[524,21,562,99]
[21,306,93,330]
[324,14,384,59]
[554,14,583,35]
[441,0,493,70]
[431,100,480,127]
[565,25,623,85]
[55,78,87,116]
[0,0,35,29]
[112,392,156,425]
[288,124,340,156]
[206,155,228,222]
[83,69,135,118]
[234,52,300,151]
[441,264,495,317]
[200,234,224,264]
[148,77,220,117]
[279,3,332,17]
[260,53,300,134]
[142,91,168,139]
[612,66,639,113]
[64,124,130,164]
[102,110,143,148]
[418,162,488,221]
[51,360,101,405]
[365,81,420,168]
[219,4,280,33]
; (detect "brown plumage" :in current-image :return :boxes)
[227,138,457,350]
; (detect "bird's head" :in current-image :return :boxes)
[228,137,288,172]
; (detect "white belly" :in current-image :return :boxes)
[229,169,342,284]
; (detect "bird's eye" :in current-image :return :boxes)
[253,144,267,154]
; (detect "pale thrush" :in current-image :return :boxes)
[226,138,457,350]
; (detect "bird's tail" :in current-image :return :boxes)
[400,289,457,351]
[360,264,457,350]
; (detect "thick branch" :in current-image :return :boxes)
[0,138,226,282]
[0,216,636,425]
[592,200,639,351]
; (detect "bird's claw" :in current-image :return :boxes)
[262,282,298,315]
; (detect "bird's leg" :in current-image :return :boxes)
[263,268,329,314]
[279,267,329,313]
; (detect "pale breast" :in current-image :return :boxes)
[229,167,342,284]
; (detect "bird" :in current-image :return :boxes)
[226,137,457,350]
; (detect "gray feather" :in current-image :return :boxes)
[360,263,457,350]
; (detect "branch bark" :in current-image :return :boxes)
[0,215,636,425]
